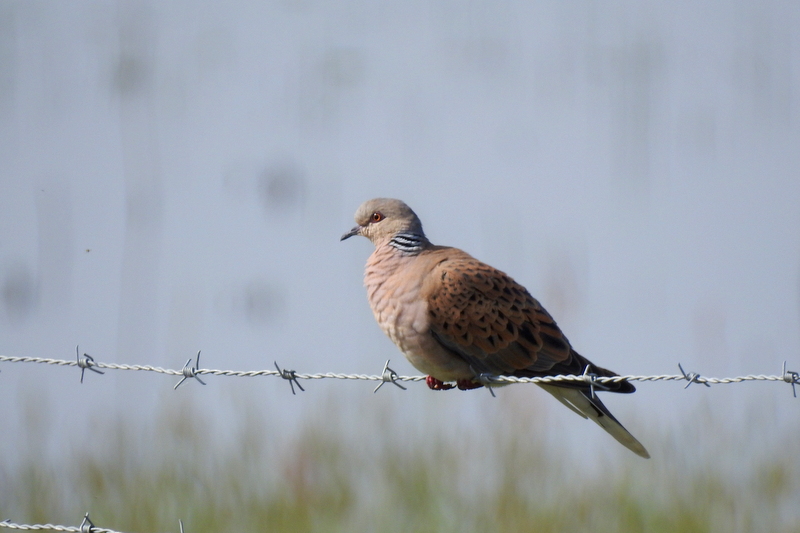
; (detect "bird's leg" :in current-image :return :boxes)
[456,379,484,390]
[426,375,455,390]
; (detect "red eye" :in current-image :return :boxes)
[370,212,384,222]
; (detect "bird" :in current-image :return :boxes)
[341,198,650,458]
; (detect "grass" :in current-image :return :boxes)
[1,388,798,533]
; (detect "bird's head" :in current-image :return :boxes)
[341,198,426,246]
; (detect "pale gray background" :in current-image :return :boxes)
[1,0,798,492]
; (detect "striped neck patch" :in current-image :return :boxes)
[389,232,425,254]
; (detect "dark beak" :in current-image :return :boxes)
[340,226,361,241]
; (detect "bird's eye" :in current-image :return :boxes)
[370,212,385,223]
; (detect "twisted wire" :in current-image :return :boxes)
[0,522,120,533]
[0,355,792,386]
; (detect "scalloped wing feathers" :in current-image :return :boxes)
[422,248,634,393]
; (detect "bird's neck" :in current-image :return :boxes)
[365,234,428,291]
[386,231,428,256]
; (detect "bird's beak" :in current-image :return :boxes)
[340,225,362,241]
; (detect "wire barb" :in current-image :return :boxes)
[76,346,104,383]
[475,372,498,397]
[678,363,711,389]
[782,361,799,398]
[174,351,206,390]
[373,359,407,393]
[79,513,94,533]
[274,361,304,394]
[581,365,611,399]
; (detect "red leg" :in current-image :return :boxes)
[426,375,455,390]
[456,379,484,390]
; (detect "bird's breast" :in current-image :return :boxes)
[363,247,473,380]
[364,260,427,352]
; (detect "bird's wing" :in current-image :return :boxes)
[421,248,648,458]
[422,250,633,392]
[422,250,574,376]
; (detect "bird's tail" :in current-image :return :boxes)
[538,384,650,459]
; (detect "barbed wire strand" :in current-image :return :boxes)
[0,522,109,533]
[0,512,180,533]
[0,514,185,533]
[0,351,797,394]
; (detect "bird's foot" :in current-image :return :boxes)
[426,376,455,390]
[456,379,484,390]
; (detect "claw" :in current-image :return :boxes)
[426,375,455,390]
[456,379,484,390]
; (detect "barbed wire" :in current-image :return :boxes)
[0,348,797,396]
[0,513,182,533]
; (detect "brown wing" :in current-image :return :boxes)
[423,249,633,393]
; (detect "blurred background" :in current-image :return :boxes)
[1,1,799,531]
